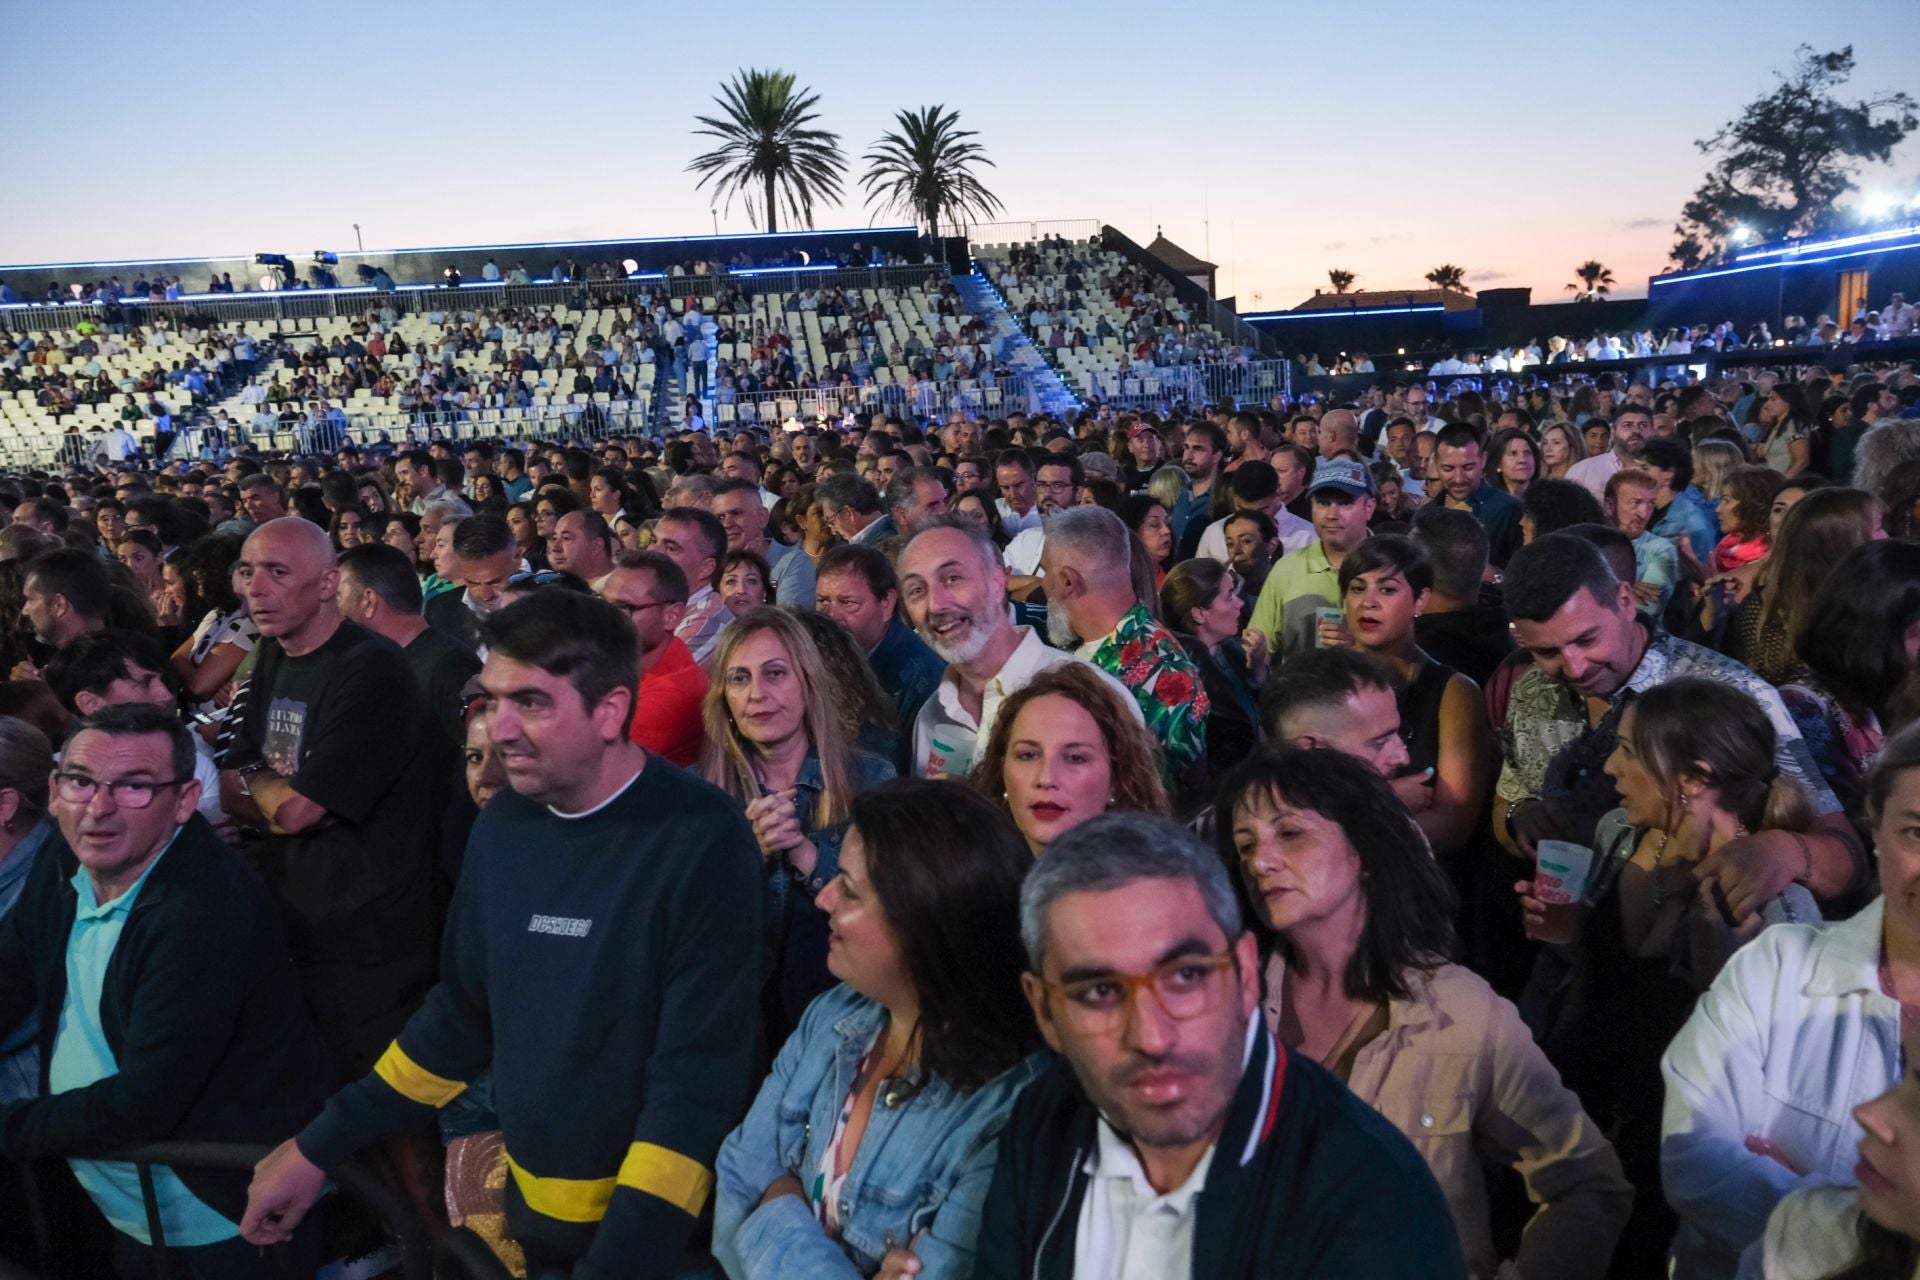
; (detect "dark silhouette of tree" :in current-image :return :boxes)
[1566,260,1616,300]
[1424,264,1467,294]
[1327,269,1356,294]
[861,106,1003,238]
[1670,46,1915,269]
[688,69,846,235]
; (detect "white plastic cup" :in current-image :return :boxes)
[1314,605,1344,647]
[1534,840,1595,906]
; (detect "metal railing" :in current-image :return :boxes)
[714,373,1042,427]
[941,219,1104,246]
[0,265,955,334]
[4,1142,430,1280]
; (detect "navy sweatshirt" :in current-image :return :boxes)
[298,759,764,1279]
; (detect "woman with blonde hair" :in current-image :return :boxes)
[1538,422,1584,483]
[968,662,1168,854]
[702,606,896,1042]
[1689,438,1745,521]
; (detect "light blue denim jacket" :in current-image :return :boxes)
[712,983,1044,1280]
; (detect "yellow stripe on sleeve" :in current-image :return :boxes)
[371,1043,469,1108]
[616,1142,714,1217]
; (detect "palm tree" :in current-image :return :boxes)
[861,106,1003,239]
[1327,268,1356,294]
[1565,259,1617,301]
[1424,264,1467,294]
[688,68,846,235]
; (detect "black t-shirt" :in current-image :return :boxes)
[228,620,440,968]
[406,622,483,747]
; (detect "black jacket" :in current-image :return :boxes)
[0,815,335,1223]
[971,1024,1467,1279]
[423,587,481,655]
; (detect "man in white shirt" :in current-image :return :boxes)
[1192,461,1315,564]
[899,518,1138,780]
[1002,455,1082,577]
[1565,405,1655,503]
[994,451,1043,535]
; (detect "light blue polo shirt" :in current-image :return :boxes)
[48,830,237,1245]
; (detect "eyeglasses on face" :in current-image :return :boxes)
[1037,950,1237,1035]
[53,771,188,810]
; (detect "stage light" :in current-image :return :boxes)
[622,258,639,275]
[311,251,339,265]
[1863,193,1896,220]
[1730,226,1751,244]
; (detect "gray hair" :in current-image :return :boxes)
[902,512,1002,577]
[420,496,468,525]
[1859,420,1920,508]
[885,466,944,518]
[1020,812,1244,971]
[1042,505,1131,589]
[666,472,720,502]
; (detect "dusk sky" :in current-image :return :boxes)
[6,0,1918,308]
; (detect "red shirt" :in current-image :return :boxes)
[627,636,708,766]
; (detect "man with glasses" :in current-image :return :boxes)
[1405,385,1441,435]
[598,551,706,766]
[966,812,1462,1279]
[0,703,331,1276]
[1001,455,1083,578]
[817,473,890,546]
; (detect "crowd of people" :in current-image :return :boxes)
[4,351,1920,1280]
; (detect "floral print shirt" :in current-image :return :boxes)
[1079,606,1209,774]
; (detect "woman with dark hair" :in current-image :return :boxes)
[1755,382,1814,477]
[168,533,254,708]
[1784,539,1920,810]
[468,473,507,515]
[1161,558,1264,776]
[1699,486,1882,680]
[371,511,423,571]
[970,662,1169,853]
[1709,465,1784,573]
[0,563,36,678]
[531,487,580,571]
[1520,678,1821,1279]
[1336,536,1489,856]
[712,780,1045,1280]
[1076,476,1126,513]
[792,609,900,765]
[720,547,771,617]
[328,504,372,551]
[289,485,330,528]
[504,501,542,569]
[1489,426,1543,499]
[1219,748,1630,1280]
[946,490,1009,548]
[1119,493,1175,585]
[1520,479,1604,544]
[1658,710,1920,1280]
[588,465,639,525]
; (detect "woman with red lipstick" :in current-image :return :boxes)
[969,663,1168,855]
[1334,536,1489,857]
[1660,712,1916,1280]
[703,607,897,1047]
[1219,748,1631,1280]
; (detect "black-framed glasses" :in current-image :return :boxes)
[609,599,672,617]
[53,772,189,810]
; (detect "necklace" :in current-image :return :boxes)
[1651,819,1748,909]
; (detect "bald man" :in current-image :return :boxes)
[220,517,443,1075]
[1318,408,1362,460]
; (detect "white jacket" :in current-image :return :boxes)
[1661,897,1900,1280]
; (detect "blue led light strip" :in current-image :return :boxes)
[1653,238,1920,286]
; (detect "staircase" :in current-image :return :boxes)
[951,270,1080,417]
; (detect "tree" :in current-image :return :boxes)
[1424,264,1467,294]
[1670,46,1916,269]
[1327,268,1356,294]
[688,68,847,235]
[1565,260,1616,300]
[860,106,1003,239]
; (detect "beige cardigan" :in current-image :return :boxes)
[1264,957,1633,1280]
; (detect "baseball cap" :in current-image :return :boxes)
[1307,457,1374,499]
[1081,452,1120,482]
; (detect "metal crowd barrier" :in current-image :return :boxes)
[5,1141,430,1280]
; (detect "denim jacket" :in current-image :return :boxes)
[713,984,1045,1279]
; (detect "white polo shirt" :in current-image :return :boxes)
[1195,507,1315,565]
[911,626,1141,780]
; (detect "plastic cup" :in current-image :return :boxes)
[1314,605,1344,647]
[1533,840,1595,904]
